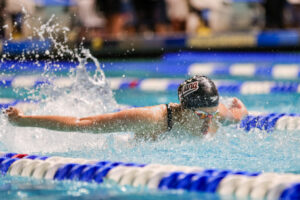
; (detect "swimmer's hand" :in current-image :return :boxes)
[228,98,248,121]
[219,98,248,124]
[5,107,24,125]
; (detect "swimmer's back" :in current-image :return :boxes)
[127,104,169,139]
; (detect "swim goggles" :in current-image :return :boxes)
[193,109,219,119]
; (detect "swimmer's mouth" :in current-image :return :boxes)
[201,123,209,135]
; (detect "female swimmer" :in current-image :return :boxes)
[5,75,248,140]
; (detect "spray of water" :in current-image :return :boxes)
[20,14,118,116]
[0,10,121,153]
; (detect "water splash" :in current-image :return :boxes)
[0,10,119,153]
[16,13,118,116]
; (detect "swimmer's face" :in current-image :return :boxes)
[192,106,219,119]
[191,106,219,134]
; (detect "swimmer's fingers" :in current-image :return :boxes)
[4,107,12,115]
[5,107,23,121]
[231,98,243,109]
[232,98,248,117]
[5,107,16,115]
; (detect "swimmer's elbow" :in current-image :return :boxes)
[73,118,97,132]
[74,117,116,133]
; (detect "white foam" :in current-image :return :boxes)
[52,77,74,88]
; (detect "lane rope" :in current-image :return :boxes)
[1,76,300,93]
[0,152,299,200]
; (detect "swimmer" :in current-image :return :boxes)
[5,75,248,140]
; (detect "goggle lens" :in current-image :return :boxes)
[194,110,219,119]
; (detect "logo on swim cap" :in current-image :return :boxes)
[178,76,220,108]
[182,81,199,97]
[210,96,218,103]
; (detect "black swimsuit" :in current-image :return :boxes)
[166,104,173,131]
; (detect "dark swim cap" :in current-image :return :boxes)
[178,75,219,109]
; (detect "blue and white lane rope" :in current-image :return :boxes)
[1,76,300,94]
[240,113,300,132]
[1,99,300,132]
[188,63,300,80]
[0,152,299,200]
[0,99,38,110]
[1,59,300,80]
[107,78,300,94]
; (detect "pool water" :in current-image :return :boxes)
[114,89,300,113]
[0,58,299,199]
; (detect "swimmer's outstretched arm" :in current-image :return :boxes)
[218,98,248,123]
[5,106,168,133]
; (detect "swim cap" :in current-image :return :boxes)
[178,75,219,109]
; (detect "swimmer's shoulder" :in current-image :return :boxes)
[123,103,181,122]
[156,103,181,116]
[168,102,180,108]
[132,104,170,121]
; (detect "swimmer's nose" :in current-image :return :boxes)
[206,115,213,124]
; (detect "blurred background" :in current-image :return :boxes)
[0,0,300,56]
[0,0,300,110]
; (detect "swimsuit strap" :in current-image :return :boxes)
[166,104,173,131]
